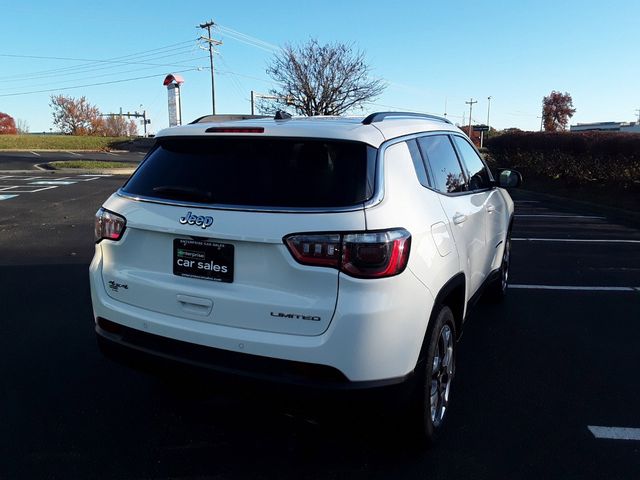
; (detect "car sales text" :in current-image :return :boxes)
[177,259,228,272]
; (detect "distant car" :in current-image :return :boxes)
[90,111,520,443]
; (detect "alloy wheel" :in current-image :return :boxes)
[430,324,455,427]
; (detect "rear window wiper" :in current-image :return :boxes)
[152,185,213,203]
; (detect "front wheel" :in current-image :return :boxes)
[406,305,456,444]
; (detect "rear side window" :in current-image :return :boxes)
[452,136,493,191]
[417,135,467,194]
[123,137,377,208]
[406,139,430,187]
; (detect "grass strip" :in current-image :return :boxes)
[49,161,138,169]
[0,135,130,151]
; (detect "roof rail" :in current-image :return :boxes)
[362,111,452,125]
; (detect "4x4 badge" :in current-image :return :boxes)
[179,211,214,229]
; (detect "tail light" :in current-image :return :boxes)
[284,229,411,279]
[95,207,126,243]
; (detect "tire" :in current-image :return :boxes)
[485,230,511,302]
[406,305,457,445]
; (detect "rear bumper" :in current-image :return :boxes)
[90,246,435,383]
[96,318,416,401]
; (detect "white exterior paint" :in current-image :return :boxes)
[89,114,514,383]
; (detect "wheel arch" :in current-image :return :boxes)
[417,272,466,365]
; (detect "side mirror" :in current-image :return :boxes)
[497,169,522,188]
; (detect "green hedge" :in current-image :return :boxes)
[485,132,640,190]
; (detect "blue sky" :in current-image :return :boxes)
[1,0,638,134]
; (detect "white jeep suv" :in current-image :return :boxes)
[90,111,520,442]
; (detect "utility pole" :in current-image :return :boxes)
[480,96,492,148]
[198,20,223,115]
[465,98,477,137]
[635,108,640,123]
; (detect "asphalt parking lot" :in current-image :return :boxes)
[0,150,143,170]
[1,177,639,479]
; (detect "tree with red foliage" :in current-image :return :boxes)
[50,94,103,135]
[542,91,576,131]
[0,112,18,135]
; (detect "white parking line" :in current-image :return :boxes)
[29,151,41,157]
[512,238,640,244]
[588,426,640,441]
[79,174,112,177]
[509,284,639,292]
[66,151,81,157]
[515,215,606,219]
[29,181,77,185]
[0,186,58,193]
[0,194,18,200]
[104,152,119,156]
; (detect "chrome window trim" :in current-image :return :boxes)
[376,130,472,198]
[115,189,369,213]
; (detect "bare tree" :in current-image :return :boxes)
[50,94,103,135]
[102,115,138,137]
[264,39,386,116]
[126,119,138,137]
[15,118,29,134]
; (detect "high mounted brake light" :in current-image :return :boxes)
[284,229,411,279]
[204,127,264,133]
[95,208,126,243]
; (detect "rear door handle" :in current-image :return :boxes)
[486,205,496,214]
[452,213,467,225]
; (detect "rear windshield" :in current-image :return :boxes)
[122,137,377,208]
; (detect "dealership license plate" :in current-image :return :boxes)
[173,239,234,283]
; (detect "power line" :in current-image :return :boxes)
[0,50,204,73]
[0,68,203,98]
[0,51,207,88]
[11,46,200,81]
[217,55,248,102]
[216,69,279,86]
[216,25,280,53]
[0,57,209,93]
[0,39,198,81]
